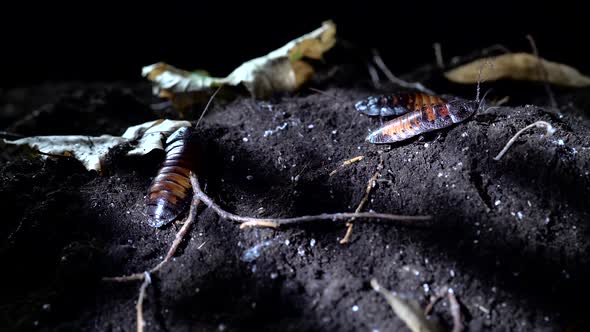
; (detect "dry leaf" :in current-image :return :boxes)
[3,119,191,172]
[371,278,442,332]
[445,53,590,87]
[143,20,336,105]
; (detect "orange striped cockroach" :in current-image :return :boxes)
[144,126,198,227]
[356,91,487,144]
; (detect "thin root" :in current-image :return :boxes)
[137,272,151,332]
[448,289,464,332]
[190,174,432,230]
[372,49,435,95]
[493,120,556,161]
[329,155,365,177]
[424,286,448,315]
[308,87,346,102]
[340,155,384,244]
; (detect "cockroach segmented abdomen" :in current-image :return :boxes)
[144,126,197,228]
[364,93,478,144]
[355,93,448,118]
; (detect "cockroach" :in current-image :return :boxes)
[356,91,486,144]
[144,126,197,228]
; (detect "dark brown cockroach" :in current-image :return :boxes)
[144,126,197,227]
[355,92,484,144]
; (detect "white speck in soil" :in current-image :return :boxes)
[352,305,359,312]
[218,323,226,331]
[423,283,430,293]
[195,287,200,293]
[494,200,501,206]
[252,302,257,309]
[242,137,248,142]
[242,241,273,262]
[297,246,305,257]
[42,303,51,311]
[544,217,551,224]
[310,239,316,247]
[331,130,337,135]
[284,239,290,246]
[473,239,479,244]
[308,124,314,129]
[450,269,455,277]
[437,172,443,177]
[270,272,278,279]
[33,321,39,327]
[461,132,468,137]
[517,211,523,220]
[424,143,429,148]
[246,175,254,180]
[251,265,257,273]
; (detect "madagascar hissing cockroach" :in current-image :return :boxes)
[144,126,197,228]
[356,92,485,144]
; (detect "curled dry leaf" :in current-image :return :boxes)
[371,278,442,332]
[3,119,191,172]
[445,52,590,87]
[143,20,336,105]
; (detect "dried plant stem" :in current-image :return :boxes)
[329,155,365,177]
[367,63,381,89]
[372,49,435,95]
[526,35,558,109]
[433,43,444,69]
[137,272,151,332]
[190,174,432,230]
[340,156,384,244]
[493,121,555,161]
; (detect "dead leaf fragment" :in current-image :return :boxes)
[371,278,442,332]
[445,52,590,87]
[3,119,192,172]
[143,20,336,104]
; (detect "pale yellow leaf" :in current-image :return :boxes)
[445,53,590,87]
[142,20,337,104]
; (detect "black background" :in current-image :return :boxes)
[2,2,587,86]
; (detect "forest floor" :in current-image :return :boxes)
[1,55,590,332]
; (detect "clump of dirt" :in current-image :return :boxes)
[1,64,590,331]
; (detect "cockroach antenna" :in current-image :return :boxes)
[195,85,223,130]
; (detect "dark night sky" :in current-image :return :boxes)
[2,2,587,86]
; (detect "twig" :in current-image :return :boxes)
[448,289,464,332]
[424,286,448,315]
[190,174,432,230]
[493,120,556,161]
[103,189,201,282]
[372,49,435,95]
[340,155,384,244]
[308,87,347,102]
[329,155,365,177]
[526,34,558,109]
[367,63,381,89]
[137,272,151,332]
[195,85,223,129]
[433,43,444,69]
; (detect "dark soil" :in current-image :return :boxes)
[1,63,590,332]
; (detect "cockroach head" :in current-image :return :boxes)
[448,99,478,122]
[355,96,381,116]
